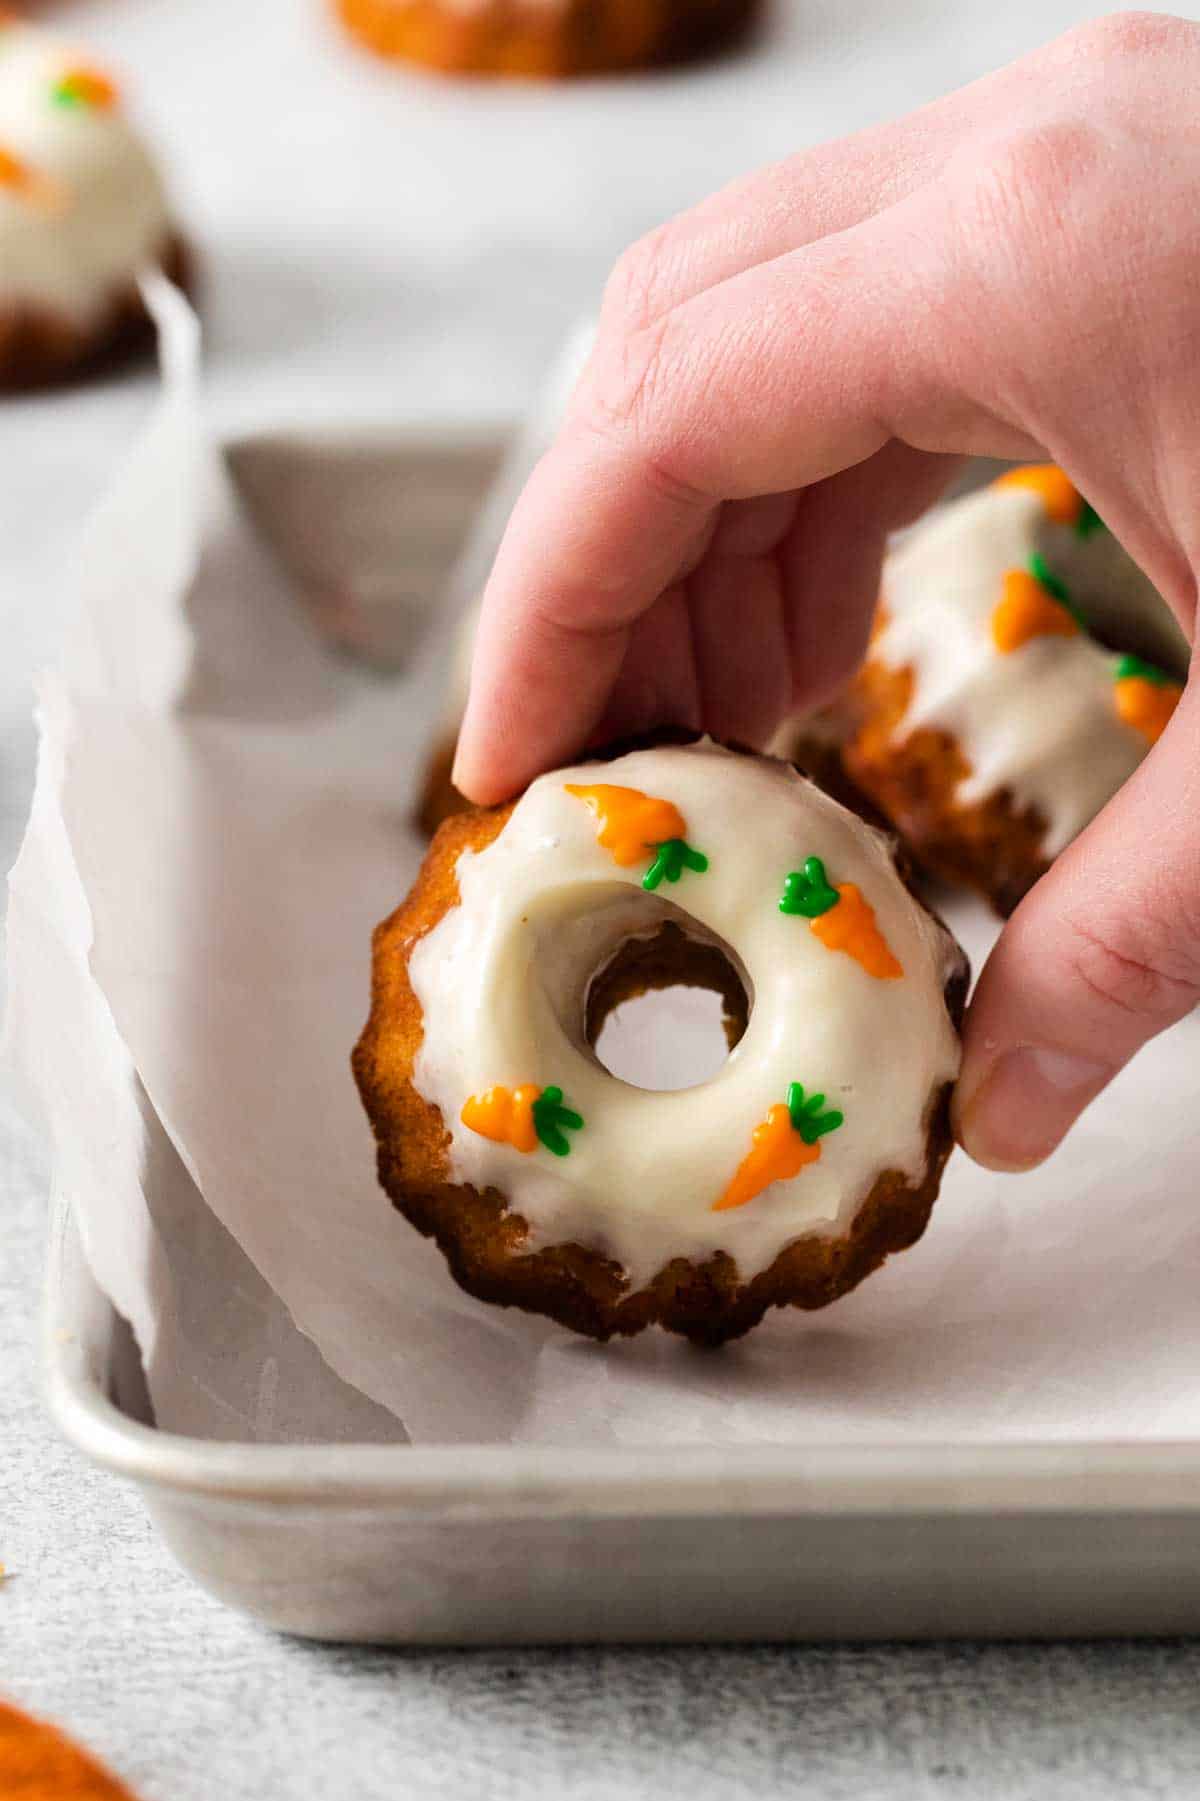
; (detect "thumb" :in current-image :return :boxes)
[954,673,1200,1170]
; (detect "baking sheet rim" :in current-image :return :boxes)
[43,1192,1200,1522]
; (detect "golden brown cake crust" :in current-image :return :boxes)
[421,723,876,844]
[353,762,968,1345]
[414,731,465,838]
[0,232,192,393]
[840,659,1052,919]
[335,0,760,79]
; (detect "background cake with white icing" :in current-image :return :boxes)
[810,465,1189,916]
[0,18,184,390]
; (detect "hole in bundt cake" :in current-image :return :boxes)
[586,920,749,1093]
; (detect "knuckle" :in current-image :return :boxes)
[999,117,1105,200]
[575,312,669,442]
[941,117,1108,402]
[959,117,1105,245]
[572,315,707,509]
[601,225,678,336]
[1065,903,1200,1026]
[1069,10,1197,66]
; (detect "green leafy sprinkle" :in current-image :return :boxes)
[1029,552,1087,629]
[642,838,709,893]
[779,855,840,919]
[1029,551,1069,605]
[1075,500,1106,539]
[531,1085,584,1157]
[1115,653,1172,687]
[785,1082,845,1146]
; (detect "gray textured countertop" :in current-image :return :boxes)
[6,0,1200,1792]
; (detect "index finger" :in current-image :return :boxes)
[453,192,1039,804]
[452,421,718,804]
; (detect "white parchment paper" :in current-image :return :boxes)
[8,283,1200,1447]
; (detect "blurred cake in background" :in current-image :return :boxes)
[780,465,1189,917]
[335,0,759,79]
[0,17,186,390]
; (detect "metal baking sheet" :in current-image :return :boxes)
[45,1195,1200,1644]
[36,422,1200,1645]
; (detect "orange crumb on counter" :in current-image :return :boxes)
[0,1699,141,1800]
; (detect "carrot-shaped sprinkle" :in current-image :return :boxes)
[565,782,708,891]
[565,784,683,864]
[0,146,27,188]
[461,1083,540,1153]
[461,1083,583,1157]
[994,464,1081,525]
[52,65,119,111]
[1113,654,1183,746]
[0,145,64,212]
[994,464,1104,537]
[779,856,903,980]
[642,838,708,891]
[810,882,903,980]
[991,555,1082,654]
[530,1086,585,1156]
[713,1082,843,1213]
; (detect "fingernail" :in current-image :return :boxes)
[449,723,479,799]
[955,1047,1111,1171]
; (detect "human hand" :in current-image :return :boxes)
[452,12,1199,1172]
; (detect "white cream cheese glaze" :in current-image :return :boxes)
[408,740,963,1291]
[0,22,170,323]
[873,475,1187,857]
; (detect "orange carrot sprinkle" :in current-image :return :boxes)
[461,1084,541,1153]
[565,783,687,868]
[1115,675,1182,746]
[53,65,119,111]
[811,883,903,980]
[780,858,903,981]
[713,1103,821,1213]
[993,463,1083,526]
[0,146,28,189]
[991,566,1079,654]
[0,144,64,211]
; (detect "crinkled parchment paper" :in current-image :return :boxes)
[8,283,1200,1446]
